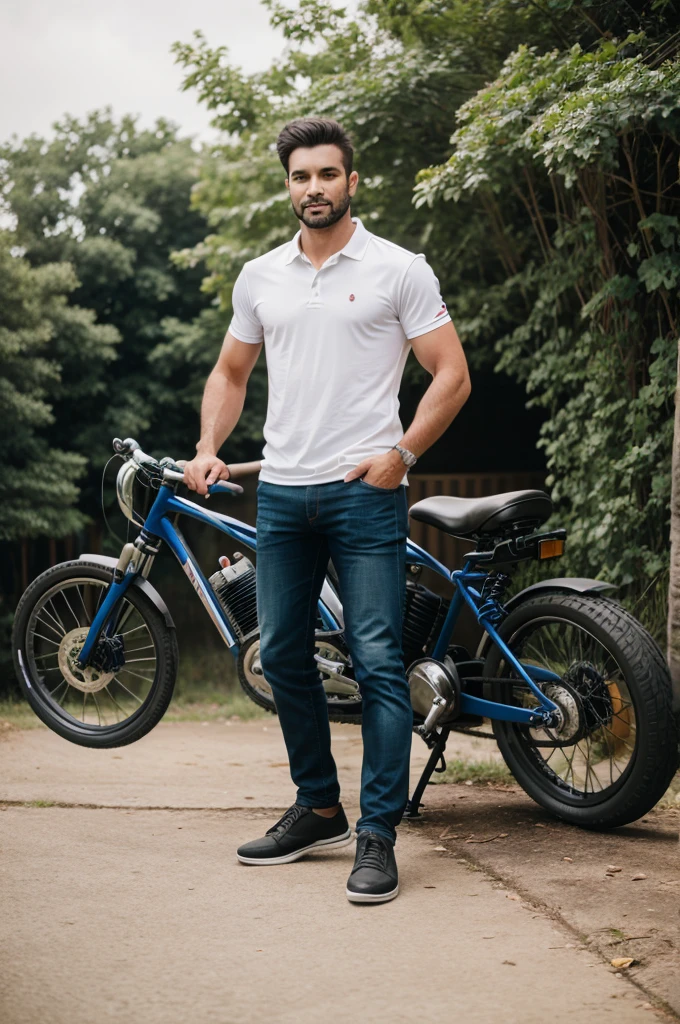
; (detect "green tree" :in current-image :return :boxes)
[0,234,102,540]
[415,27,680,610]
[0,109,212,503]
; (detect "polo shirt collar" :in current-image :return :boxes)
[284,216,371,265]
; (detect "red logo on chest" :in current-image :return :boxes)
[349,294,355,302]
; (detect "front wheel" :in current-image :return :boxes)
[12,560,179,748]
[484,592,678,828]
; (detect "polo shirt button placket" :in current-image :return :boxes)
[309,270,322,309]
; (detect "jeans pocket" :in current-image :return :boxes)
[358,478,400,493]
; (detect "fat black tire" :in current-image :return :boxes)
[485,592,679,828]
[12,560,179,748]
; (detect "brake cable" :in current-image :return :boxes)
[100,453,128,546]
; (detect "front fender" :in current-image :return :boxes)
[475,577,617,659]
[78,553,175,629]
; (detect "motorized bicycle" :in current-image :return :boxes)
[12,437,679,829]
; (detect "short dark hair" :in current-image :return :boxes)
[276,117,354,177]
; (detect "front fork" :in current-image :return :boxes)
[76,532,159,668]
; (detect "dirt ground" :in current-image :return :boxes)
[0,717,678,1024]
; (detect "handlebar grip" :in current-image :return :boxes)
[113,437,141,456]
[208,480,244,497]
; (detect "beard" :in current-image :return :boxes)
[293,189,352,230]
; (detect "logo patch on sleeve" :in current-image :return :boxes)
[435,303,447,318]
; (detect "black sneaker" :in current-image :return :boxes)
[346,831,399,903]
[236,803,353,865]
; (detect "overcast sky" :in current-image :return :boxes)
[0,0,295,147]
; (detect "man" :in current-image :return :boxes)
[184,117,471,904]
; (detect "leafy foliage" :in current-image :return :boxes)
[0,236,96,540]
[415,26,680,597]
[0,110,212,510]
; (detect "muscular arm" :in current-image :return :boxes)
[398,320,471,459]
[184,331,263,493]
[344,319,471,487]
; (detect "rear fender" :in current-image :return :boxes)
[78,553,175,629]
[475,577,617,659]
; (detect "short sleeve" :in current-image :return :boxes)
[228,266,264,344]
[397,255,451,340]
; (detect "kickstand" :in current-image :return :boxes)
[402,726,450,819]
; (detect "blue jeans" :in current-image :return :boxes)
[255,477,413,845]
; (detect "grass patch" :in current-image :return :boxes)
[165,688,269,722]
[169,648,269,721]
[0,699,45,731]
[432,757,514,786]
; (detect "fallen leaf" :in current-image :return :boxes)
[506,894,520,901]
[610,957,636,969]
[423,885,437,889]
[631,873,647,881]
[534,823,546,828]
[563,857,573,862]
[464,779,473,786]
[466,834,505,844]
[502,960,516,966]
[433,845,448,852]
[606,865,622,873]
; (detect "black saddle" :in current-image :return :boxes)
[408,489,552,540]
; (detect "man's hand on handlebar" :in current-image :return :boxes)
[183,454,231,496]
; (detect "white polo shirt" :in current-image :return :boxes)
[228,216,451,486]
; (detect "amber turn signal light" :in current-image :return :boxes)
[539,538,564,559]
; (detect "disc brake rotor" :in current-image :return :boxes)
[57,628,115,693]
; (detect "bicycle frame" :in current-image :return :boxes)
[78,478,560,728]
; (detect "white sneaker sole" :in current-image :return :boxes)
[237,829,354,865]
[346,883,399,904]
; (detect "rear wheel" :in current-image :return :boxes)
[12,560,178,748]
[485,593,678,828]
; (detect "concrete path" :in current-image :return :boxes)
[0,720,674,1023]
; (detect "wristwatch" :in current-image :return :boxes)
[391,443,418,469]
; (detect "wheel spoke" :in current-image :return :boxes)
[117,667,155,683]
[119,624,148,639]
[499,612,639,803]
[47,597,69,635]
[76,584,91,624]
[33,632,61,646]
[112,678,144,704]
[37,607,66,638]
[91,691,103,726]
[103,685,128,721]
[59,589,81,629]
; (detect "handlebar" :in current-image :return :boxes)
[113,437,262,497]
